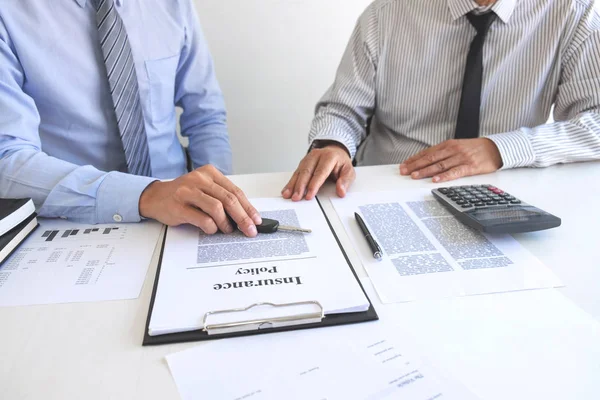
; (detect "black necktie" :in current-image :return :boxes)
[454,12,497,139]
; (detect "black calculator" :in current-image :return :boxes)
[431,185,561,234]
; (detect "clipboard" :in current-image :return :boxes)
[142,198,378,346]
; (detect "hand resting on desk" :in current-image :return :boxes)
[400,138,503,183]
[282,142,356,201]
[138,165,262,237]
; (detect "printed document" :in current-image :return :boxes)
[331,189,562,303]
[359,277,600,400]
[148,198,369,336]
[166,319,476,400]
[0,219,163,306]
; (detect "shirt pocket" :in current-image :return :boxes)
[144,53,180,123]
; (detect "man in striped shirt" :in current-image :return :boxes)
[283,0,600,201]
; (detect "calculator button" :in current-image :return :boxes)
[469,199,478,203]
[486,201,498,205]
[474,201,485,206]
[510,200,522,204]
[461,204,472,208]
[501,193,511,198]
[498,200,508,205]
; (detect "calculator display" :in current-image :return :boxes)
[470,207,544,222]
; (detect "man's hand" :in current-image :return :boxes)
[399,138,503,183]
[282,143,356,201]
[139,165,262,237]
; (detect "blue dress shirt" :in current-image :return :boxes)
[0,0,231,223]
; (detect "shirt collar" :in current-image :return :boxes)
[447,0,517,24]
[75,0,123,8]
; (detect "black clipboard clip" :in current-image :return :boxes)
[202,301,325,335]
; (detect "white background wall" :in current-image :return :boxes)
[193,0,372,174]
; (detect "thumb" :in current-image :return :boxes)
[336,162,355,198]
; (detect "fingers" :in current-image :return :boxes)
[291,156,320,201]
[409,155,462,180]
[433,165,471,183]
[400,143,453,177]
[335,162,356,198]
[282,171,298,199]
[284,146,353,201]
[181,205,219,235]
[186,190,235,234]
[203,180,259,238]
[401,143,441,168]
[210,173,261,224]
[304,156,338,200]
[181,165,261,237]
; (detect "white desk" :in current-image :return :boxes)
[1,162,599,399]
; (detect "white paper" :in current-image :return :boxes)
[0,219,163,306]
[330,189,563,303]
[360,278,600,400]
[149,198,369,335]
[166,319,477,400]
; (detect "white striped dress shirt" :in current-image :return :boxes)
[309,0,600,169]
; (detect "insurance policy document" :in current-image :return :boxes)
[148,198,369,336]
[167,319,476,400]
[0,219,162,306]
[331,189,562,303]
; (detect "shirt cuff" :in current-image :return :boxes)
[96,172,157,223]
[486,130,536,170]
[309,135,356,159]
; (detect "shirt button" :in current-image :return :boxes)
[113,214,123,222]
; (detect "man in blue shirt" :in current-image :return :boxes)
[0,0,262,237]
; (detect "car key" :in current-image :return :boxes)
[257,218,312,234]
[226,214,311,234]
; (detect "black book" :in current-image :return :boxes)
[0,198,36,237]
[0,214,39,266]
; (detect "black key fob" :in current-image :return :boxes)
[256,218,280,234]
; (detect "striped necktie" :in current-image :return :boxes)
[95,0,152,176]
